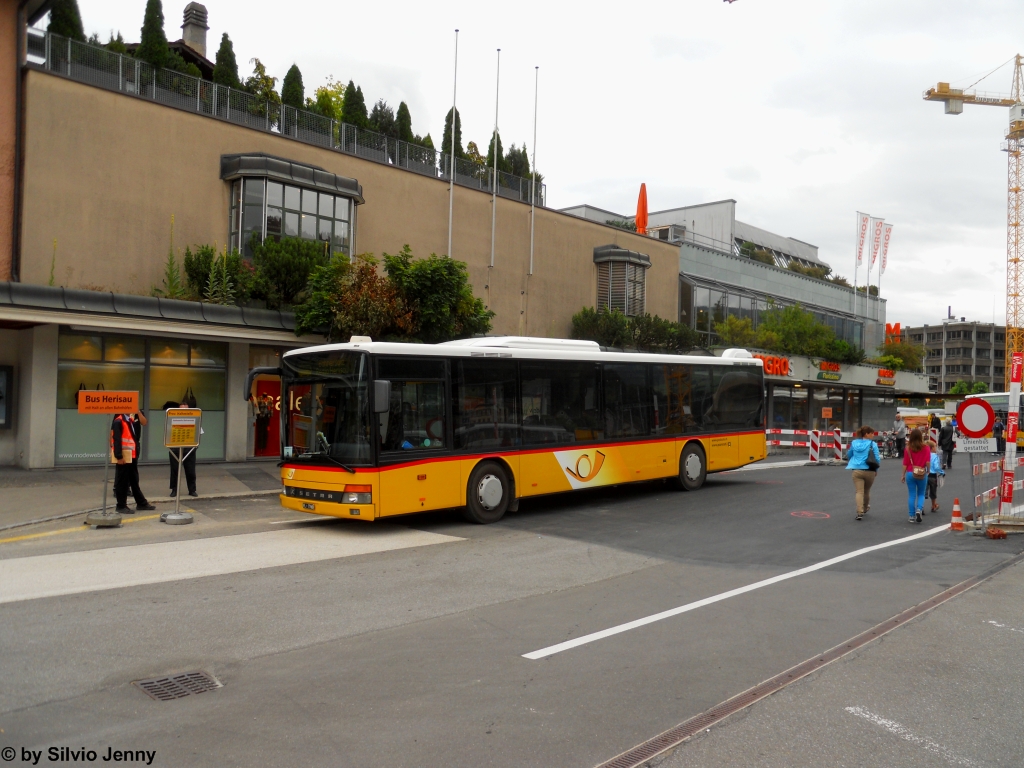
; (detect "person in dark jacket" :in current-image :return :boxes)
[938,420,956,469]
[993,418,1006,454]
[929,413,942,431]
[164,400,198,497]
[111,411,155,513]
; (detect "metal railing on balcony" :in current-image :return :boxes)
[26,29,546,207]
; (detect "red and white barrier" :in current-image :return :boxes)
[766,428,811,447]
[999,352,1023,518]
[764,428,851,462]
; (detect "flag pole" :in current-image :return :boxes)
[490,48,501,271]
[529,66,538,277]
[446,30,459,259]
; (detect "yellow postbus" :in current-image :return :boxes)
[246,337,766,524]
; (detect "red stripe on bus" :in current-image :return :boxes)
[281,430,765,474]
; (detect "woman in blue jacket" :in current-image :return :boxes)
[847,425,881,521]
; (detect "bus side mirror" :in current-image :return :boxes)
[245,367,281,400]
[374,380,391,413]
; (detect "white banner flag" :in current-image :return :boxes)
[869,217,884,270]
[879,223,893,275]
[856,212,870,266]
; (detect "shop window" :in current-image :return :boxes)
[679,281,693,326]
[694,287,711,333]
[453,359,519,450]
[771,385,808,430]
[56,332,227,465]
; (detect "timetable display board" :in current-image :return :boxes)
[164,408,202,448]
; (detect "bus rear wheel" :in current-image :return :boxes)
[676,443,706,491]
[462,461,511,524]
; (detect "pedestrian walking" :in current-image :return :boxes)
[893,413,907,458]
[111,410,156,513]
[902,428,930,523]
[847,425,881,521]
[163,400,199,498]
[993,417,1006,454]
[938,419,956,469]
[926,439,945,513]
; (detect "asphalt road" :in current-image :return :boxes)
[0,458,1021,767]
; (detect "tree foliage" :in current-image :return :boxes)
[294,247,492,342]
[49,0,85,41]
[715,316,757,347]
[396,102,413,142]
[605,219,637,232]
[442,107,464,157]
[369,99,396,137]
[212,33,240,88]
[948,380,971,395]
[875,340,925,372]
[137,0,170,68]
[341,81,368,128]
[571,307,699,353]
[243,59,280,106]
[281,64,304,110]
[486,132,507,172]
[250,236,330,308]
[383,246,493,343]
[749,303,866,364]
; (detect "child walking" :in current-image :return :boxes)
[926,439,945,513]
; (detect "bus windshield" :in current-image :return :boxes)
[281,351,371,466]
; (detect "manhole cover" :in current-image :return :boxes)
[133,671,222,701]
[791,510,830,519]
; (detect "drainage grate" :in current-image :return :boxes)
[133,671,222,701]
[594,549,1024,768]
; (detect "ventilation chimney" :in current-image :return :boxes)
[181,3,209,58]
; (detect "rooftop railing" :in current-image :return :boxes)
[26,29,546,206]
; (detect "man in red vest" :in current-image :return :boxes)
[111,411,156,513]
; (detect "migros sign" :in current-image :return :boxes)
[752,353,790,377]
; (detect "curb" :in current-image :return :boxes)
[0,489,280,533]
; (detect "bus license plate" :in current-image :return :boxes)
[302,502,315,511]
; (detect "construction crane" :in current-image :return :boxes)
[924,55,1024,389]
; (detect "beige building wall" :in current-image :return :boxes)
[0,0,20,281]
[20,70,680,337]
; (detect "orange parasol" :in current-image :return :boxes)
[635,183,648,235]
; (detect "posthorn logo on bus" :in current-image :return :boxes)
[565,450,606,482]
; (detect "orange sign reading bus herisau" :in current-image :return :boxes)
[77,390,139,414]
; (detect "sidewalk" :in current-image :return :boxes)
[0,461,281,530]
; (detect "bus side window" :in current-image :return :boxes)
[710,366,764,429]
[454,360,520,449]
[690,366,714,429]
[604,363,651,438]
[653,364,693,434]
[521,361,602,445]
[380,380,447,452]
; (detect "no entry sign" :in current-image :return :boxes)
[956,398,995,439]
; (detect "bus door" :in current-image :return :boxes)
[376,358,460,516]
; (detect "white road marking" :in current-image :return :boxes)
[845,706,979,767]
[523,524,950,659]
[986,620,1024,634]
[725,460,810,472]
[0,526,463,605]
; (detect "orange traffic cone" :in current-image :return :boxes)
[950,498,964,532]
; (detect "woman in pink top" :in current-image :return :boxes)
[901,428,930,523]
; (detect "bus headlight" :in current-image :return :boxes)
[343,484,372,504]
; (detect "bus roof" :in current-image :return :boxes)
[282,337,762,368]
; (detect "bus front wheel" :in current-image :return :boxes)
[462,461,511,524]
[676,443,706,491]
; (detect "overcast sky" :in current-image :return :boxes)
[68,0,1020,330]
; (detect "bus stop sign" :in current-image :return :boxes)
[956,398,994,439]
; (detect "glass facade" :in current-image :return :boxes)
[56,331,227,465]
[769,383,870,434]
[230,178,354,259]
[679,279,865,349]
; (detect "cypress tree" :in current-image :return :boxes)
[48,0,85,41]
[340,81,368,128]
[396,102,414,143]
[486,132,507,173]
[442,107,464,158]
[212,33,240,88]
[137,0,170,69]
[368,99,396,136]
[281,64,304,110]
